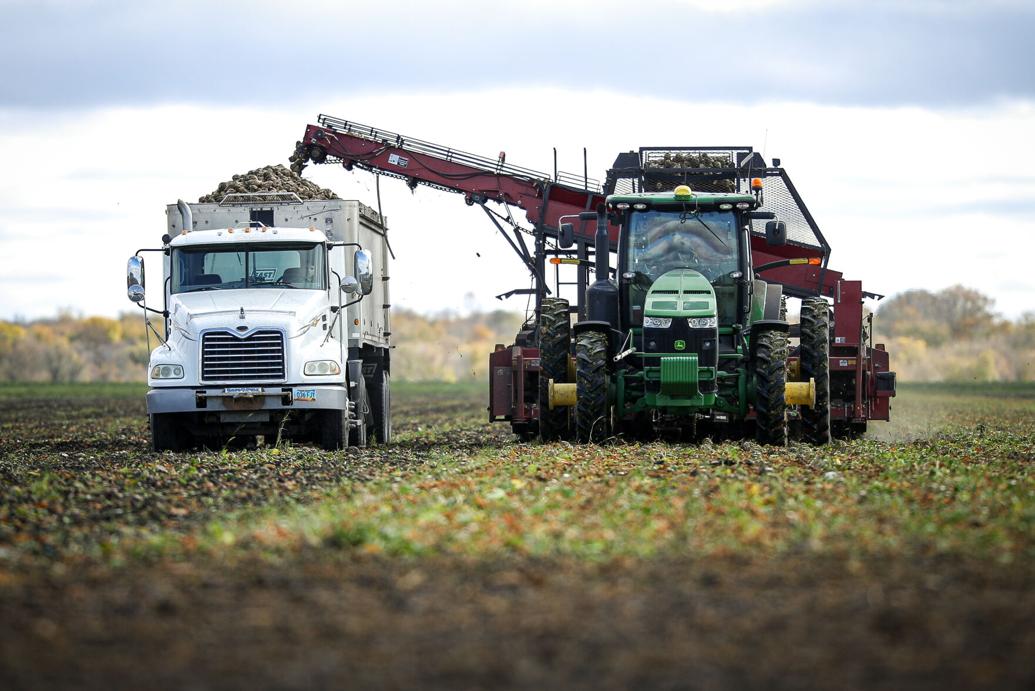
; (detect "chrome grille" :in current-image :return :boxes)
[202,330,285,382]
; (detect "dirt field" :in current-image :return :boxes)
[1,381,1033,690]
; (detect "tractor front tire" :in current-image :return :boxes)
[575,330,611,443]
[800,298,831,445]
[754,329,788,446]
[538,298,571,441]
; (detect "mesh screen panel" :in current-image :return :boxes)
[605,147,825,254]
[751,171,823,251]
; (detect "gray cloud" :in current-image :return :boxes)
[0,1,1033,110]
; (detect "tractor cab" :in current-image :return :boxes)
[611,184,759,334]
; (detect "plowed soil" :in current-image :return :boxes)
[1,382,1033,690]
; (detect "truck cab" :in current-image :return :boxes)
[127,194,391,452]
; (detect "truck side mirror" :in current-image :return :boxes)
[765,220,787,246]
[127,256,145,303]
[559,223,574,249]
[354,249,374,295]
[340,276,360,295]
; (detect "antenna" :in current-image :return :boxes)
[583,147,588,191]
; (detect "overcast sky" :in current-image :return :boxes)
[1,0,1033,321]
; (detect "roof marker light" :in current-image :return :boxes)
[736,202,751,209]
[615,202,630,210]
[719,203,733,210]
[633,203,648,210]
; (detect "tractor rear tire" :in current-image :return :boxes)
[800,298,831,445]
[754,329,788,446]
[575,330,610,443]
[538,298,571,441]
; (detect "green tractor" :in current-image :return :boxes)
[541,184,829,445]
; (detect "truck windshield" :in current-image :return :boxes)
[626,209,739,283]
[171,243,327,293]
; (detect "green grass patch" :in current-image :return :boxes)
[3,380,1033,570]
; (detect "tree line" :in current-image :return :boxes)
[0,308,524,384]
[873,285,1034,382]
[0,286,1030,383]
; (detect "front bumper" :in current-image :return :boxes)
[147,384,348,415]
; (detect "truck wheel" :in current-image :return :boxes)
[320,409,348,451]
[575,330,610,443]
[800,298,831,445]
[538,297,571,441]
[369,368,392,445]
[754,329,788,446]
[151,413,186,452]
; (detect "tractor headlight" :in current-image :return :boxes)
[643,316,672,328]
[687,316,717,329]
[151,364,184,379]
[304,360,341,376]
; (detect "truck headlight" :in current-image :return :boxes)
[688,316,717,329]
[304,360,341,376]
[643,316,672,328]
[151,364,184,379]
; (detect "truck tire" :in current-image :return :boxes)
[320,408,348,451]
[754,329,788,446]
[575,330,610,443]
[151,413,187,452]
[538,297,571,441]
[369,368,392,445]
[800,298,831,445]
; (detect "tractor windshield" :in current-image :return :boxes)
[626,209,739,283]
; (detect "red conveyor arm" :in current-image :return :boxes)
[295,120,617,245]
[295,118,854,300]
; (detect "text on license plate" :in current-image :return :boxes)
[293,388,317,402]
[224,387,262,396]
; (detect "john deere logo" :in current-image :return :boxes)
[674,339,686,351]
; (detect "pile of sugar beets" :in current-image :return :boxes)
[198,165,338,203]
[642,152,735,193]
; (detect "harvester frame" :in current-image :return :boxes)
[291,115,895,442]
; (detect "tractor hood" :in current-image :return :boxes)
[644,269,716,318]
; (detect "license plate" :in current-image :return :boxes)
[293,388,317,402]
[224,387,262,397]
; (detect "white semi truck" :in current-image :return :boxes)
[126,193,391,452]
